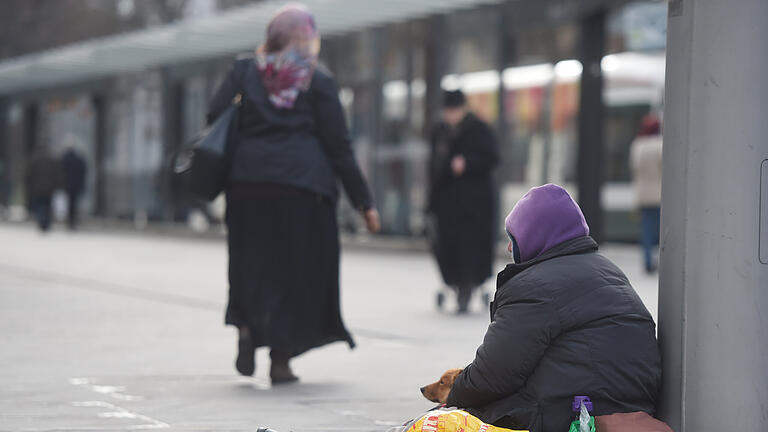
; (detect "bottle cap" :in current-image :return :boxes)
[572,396,593,412]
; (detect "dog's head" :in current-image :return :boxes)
[420,368,463,404]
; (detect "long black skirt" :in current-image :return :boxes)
[225,183,355,358]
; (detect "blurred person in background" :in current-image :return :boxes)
[207,4,380,384]
[25,147,61,233]
[60,135,87,230]
[630,114,663,273]
[428,89,499,314]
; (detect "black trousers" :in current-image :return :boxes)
[30,194,53,232]
[66,191,81,229]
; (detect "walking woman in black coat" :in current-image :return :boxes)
[207,4,380,383]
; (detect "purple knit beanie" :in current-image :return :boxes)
[504,184,590,262]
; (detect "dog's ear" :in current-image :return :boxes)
[445,368,463,385]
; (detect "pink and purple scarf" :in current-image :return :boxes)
[256,5,320,109]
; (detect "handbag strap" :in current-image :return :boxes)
[231,56,255,108]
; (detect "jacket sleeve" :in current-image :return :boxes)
[207,60,243,125]
[313,74,374,210]
[446,295,558,409]
[462,122,499,176]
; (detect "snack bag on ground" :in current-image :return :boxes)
[391,408,528,432]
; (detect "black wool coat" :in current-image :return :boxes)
[428,113,499,287]
[446,236,662,432]
[61,150,87,195]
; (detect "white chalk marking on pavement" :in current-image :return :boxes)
[69,378,166,429]
[72,401,170,429]
[70,377,143,401]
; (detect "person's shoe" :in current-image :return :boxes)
[270,358,299,385]
[456,286,472,314]
[235,336,256,376]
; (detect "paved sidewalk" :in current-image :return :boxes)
[0,224,658,431]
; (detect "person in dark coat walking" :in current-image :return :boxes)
[25,148,62,232]
[207,4,380,383]
[61,141,87,230]
[445,184,662,432]
[428,90,499,313]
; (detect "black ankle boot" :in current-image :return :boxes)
[457,285,472,314]
[269,350,298,384]
[235,335,256,376]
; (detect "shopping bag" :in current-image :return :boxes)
[395,408,528,432]
[174,95,240,202]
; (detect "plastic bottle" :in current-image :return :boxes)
[569,396,595,432]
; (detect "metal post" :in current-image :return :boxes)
[495,4,510,143]
[424,14,447,140]
[369,27,385,228]
[658,0,768,430]
[0,98,8,207]
[576,9,606,242]
[405,23,414,133]
[92,95,107,217]
[161,74,182,222]
[23,103,39,154]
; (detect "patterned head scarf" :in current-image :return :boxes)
[256,4,320,109]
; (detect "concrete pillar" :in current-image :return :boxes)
[576,9,606,242]
[658,0,768,430]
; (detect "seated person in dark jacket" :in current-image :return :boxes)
[444,184,662,432]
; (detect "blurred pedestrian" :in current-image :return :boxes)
[428,90,499,313]
[630,114,663,273]
[60,137,87,230]
[25,147,61,232]
[207,4,380,383]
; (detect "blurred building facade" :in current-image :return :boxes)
[0,0,667,240]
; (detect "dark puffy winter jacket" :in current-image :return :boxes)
[446,236,661,432]
[207,57,372,210]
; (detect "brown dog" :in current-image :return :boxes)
[420,368,463,404]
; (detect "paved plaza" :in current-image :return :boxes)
[0,225,659,431]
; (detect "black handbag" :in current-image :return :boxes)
[174,94,241,201]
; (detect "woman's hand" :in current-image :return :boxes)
[451,155,466,177]
[363,208,381,233]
